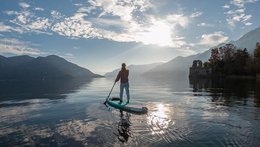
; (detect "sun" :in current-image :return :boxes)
[137,21,173,47]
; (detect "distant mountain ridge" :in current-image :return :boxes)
[233,26,260,54]
[0,55,101,80]
[105,62,163,77]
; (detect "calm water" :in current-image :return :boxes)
[0,76,260,147]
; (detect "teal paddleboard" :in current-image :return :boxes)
[106,98,148,114]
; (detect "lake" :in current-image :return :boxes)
[0,76,260,147]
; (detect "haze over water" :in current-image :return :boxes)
[0,76,259,146]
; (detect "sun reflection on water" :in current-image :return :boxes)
[147,103,173,135]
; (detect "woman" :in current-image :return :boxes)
[115,63,130,104]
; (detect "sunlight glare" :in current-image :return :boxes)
[138,21,173,47]
[147,103,172,135]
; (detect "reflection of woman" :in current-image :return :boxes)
[117,110,131,143]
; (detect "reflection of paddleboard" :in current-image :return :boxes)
[106,97,148,114]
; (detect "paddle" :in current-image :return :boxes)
[104,82,116,104]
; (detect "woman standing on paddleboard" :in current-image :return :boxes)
[115,63,130,104]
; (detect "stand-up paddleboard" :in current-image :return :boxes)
[106,97,148,114]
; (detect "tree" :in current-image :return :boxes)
[203,61,209,68]
[208,47,222,73]
[231,48,252,75]
[209,47,219,64]
[219,43,236,61]
[204,42,260,76]
[207,43,254,75]
[219,44,236,75]
[254,42,260,74]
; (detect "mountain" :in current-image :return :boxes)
[105,62,163,77]
[0,55,102,80]
[8,55,35,64]
[233,26,260,54]
[145,26,260,77]
[144,50,211,77]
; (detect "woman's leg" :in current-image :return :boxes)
[125,83,130,103]
[119,84,124,102]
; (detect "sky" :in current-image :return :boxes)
[0,0,260,74]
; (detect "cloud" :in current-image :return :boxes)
[51,10,63,20]
[90,0,153,13]
[16,11,30,24]
[3,10,19,15]
[197,22,213,27]
[166,14,190,28]
[230,0,258,8]
[0,38,45,55]
[51,13,100,39]
[35,7,44,11]
[49,0,193,48]
[63,53,74,59]
[19,2,30,9]
[89,0,153,22]
[245,22,252,25]
[73,3,83,6]
[7,8,52,35]
[199,31,229,46]
[28,18,51,30]
[0,22,23,33]
[191,11,203,18]
[2,0,196,49]
[51,10,191,48]
[89,0,134,21]
[0,37,76,57]
[73,46,80,50]
[223,4,231,9]
[0,23,13,32]
[224,0,258,27]
[77,6,95,13]
[90,17,127,28]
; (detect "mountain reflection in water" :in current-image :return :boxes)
[0,78,92,101]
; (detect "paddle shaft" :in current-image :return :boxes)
[106,82,116,101]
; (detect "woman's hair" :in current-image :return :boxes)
[121,63,126,70]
